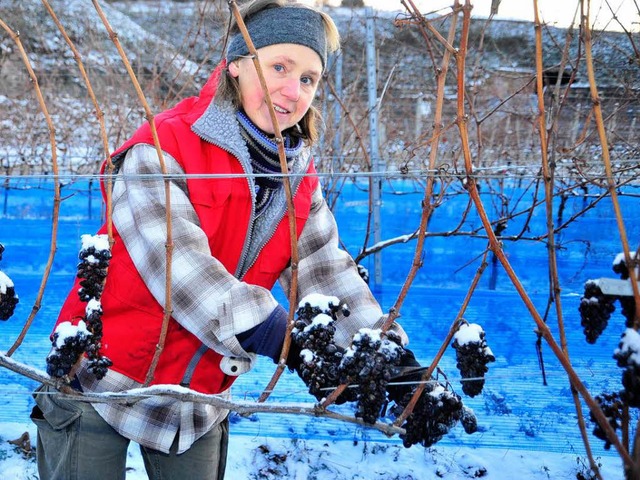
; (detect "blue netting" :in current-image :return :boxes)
[0,177,637,457]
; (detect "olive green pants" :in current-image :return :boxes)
[31,385,228,480]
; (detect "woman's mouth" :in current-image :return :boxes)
[273,105,290,115]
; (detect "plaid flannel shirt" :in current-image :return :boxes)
[78,131,406,455]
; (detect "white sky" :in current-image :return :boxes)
[362,0,638,32]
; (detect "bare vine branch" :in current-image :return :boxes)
[224,1,300,403]
[90,0,174,386]
[0,16,61,358]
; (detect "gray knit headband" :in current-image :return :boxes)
[226,6,327,70]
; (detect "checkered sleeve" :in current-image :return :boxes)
[111,144,280,359]
[280,184,408,348]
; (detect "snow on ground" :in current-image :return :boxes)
[0,420,624,480]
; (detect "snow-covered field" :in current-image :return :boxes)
[0,420,626,479]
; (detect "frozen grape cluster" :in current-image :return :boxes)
[391,381,470,448]
[46,321,92,378]
[0,243,19,321]
[451,322,495,397]
[357,264,369,284]
[77,236,111,301]
[612,252,637,280]
[291,293,406,424]
[292,294,357,404]
[460,405,478,434]
[612,253,637,328]
[579,280,617,344]
[83,298,112,379]
[590,391,623,450]
[580,253,638,343]
[46,234,112,380]
[613,328,640,407]
[339,329,404,424]
[619,296,636,330]
[76,235,113,379]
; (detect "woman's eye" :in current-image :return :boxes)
[301,76,314,86]
[274,64,284,72]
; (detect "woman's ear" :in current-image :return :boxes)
[228,61,240,78]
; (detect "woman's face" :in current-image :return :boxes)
[228,43,322,134]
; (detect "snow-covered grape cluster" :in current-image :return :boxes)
[391,382,474,448]
[76,234,112,379]
[612,253,637,328]
[580,253,638,344]
[613,328,640,407]
[82,298,112,379]
[46,234,112,380]
[613,252,638,280]
[590,391,623,450]
[619,296,636,330]
[77,237,111,302]
[460,405,478,434]
[291,294,405,424]
[579,281,617,344]
[451,322,495,397]
[0,243,19,321]
[292,294,480,445]
[581,253,640,450]
[292,294,357,404]
[339,329,404,424]
[46,321,92,378]
[357,264,369,284]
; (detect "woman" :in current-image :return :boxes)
[32,1,412,479]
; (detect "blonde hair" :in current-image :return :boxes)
[216,0,340,145]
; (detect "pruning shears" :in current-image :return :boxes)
[388,365,431,382]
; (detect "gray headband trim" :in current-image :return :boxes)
[226,6,327,69]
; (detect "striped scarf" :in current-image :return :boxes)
[237,110,304,214]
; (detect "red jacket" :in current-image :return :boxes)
[56,64,319,393]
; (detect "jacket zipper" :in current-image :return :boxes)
[190,128,257,280]
[190,108,312,281]
[238,174,306,278]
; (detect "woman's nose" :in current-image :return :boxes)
[281,78,300,101]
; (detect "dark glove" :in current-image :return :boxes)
[386,348,423,404]
[235,305,305,373]
[236,306,288,363]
